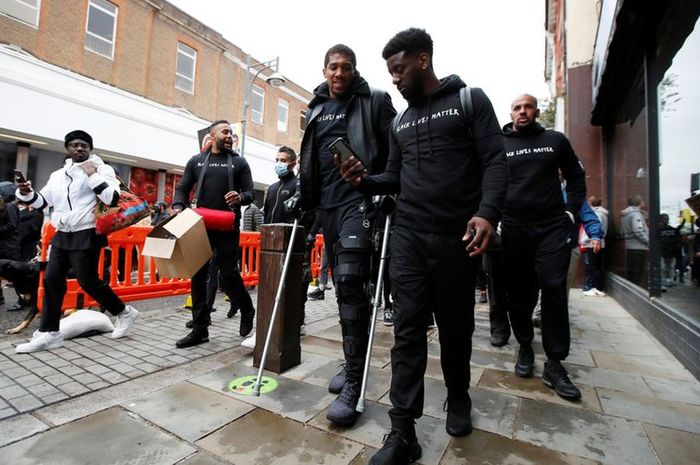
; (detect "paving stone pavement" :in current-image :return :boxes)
[1,286,699,464]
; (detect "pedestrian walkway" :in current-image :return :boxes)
[1,289,699,464]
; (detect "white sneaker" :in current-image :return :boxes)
[16,331,64,353]
[241,333,256,349]
[112,305,139,339]
[593,289,607,297]
[300,325,307,336]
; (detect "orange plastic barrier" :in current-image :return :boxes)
[36,224,325,311]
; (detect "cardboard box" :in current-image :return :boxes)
[142,208,212,278]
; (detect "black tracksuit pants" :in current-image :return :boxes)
[321,202,372,383]
[502,217,572,361]
[41,245,125,332]
[191,230,254,333]
[388,226,477,427]
[484,245,510,339]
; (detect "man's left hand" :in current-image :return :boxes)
[591,239,602,254]
[462,216,495,257]
[225,191,241,207]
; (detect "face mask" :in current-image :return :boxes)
[274,162,289,177]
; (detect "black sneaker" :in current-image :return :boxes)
[370,430,422,465]
[542,360,582,400]
[515,345,534,378]
[328,365,347,394]
[240,308,254,337]
[383,308,394,326]
[326,381,361,426]
[308,288,325,300]
[489,329,509,347]
[444,394,473,437]
[176,330,209,348]
[185,319,193,329]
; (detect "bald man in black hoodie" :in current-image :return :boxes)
[340,28,507,465]
[501,94,586,401]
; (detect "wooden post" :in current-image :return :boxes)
[253,223,305,373]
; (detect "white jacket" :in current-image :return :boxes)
[16,154,120,233]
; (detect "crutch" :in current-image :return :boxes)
[253,218,299,396]
[357,197,394,412]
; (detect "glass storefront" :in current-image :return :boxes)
[657,21,700,324]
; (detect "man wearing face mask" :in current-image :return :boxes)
[263,146,299,224]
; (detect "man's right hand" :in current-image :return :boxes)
[335,154,366,187]
[17,180,33,195]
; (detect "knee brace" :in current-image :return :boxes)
[333,236,371,284]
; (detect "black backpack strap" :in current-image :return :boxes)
[192,152,210,208]
[459,85,474,139]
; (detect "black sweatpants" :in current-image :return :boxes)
[321,202,372,382]
[388,226,477,426]
[191,229,253,333]
[41,245,125,332]
[484,245,510,339]
[502,217,572,361]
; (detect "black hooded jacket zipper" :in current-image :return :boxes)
[65,170,74,211]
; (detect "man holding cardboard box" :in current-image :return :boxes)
[172,120,256,348]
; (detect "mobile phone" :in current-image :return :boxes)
[329,137,357,163]
[13,169,26,184]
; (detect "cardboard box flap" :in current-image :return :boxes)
[164,208,202,239]
[142,237,177,259]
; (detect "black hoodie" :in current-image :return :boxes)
[360,75,507,234]
[501,122,586,225]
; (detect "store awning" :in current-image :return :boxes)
[0,44,278,188]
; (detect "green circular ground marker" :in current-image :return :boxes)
[229,375,278,395]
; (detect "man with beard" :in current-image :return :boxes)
[288,44,396,427]
[501,94,586,400]
[172,120,255,348]
[339,28,507,464]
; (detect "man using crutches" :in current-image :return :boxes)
[288,44,396,427]
[339,29,507,464]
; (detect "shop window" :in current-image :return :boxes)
[85,0,118,59]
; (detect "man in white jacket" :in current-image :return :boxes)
[14,130,138,353]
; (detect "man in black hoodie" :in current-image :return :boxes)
[172,120,256,348]
[501,94,586,400]
[340,28,507,464]
[292,44,396,427]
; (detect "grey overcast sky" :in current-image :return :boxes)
[167,0,550,126]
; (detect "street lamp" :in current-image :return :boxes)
[240,54,287,158]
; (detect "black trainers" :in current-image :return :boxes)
[185,319,194,329]
[444,394,473,437]
[227,304,239,318]
[328,365,347,394]
[175,330,209,348]
[308,288,325,300]
[515,345,534,378]
[240,308,254,337]
[542,360,582,400]
[370,430,422,465]
[383,307,394,326]
[326,381,361,426]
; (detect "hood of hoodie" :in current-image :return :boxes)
[502,121,546,137]
[621,205,643,218]
[308,73,370,108]
[63,154,106,175]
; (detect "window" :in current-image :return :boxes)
[251,84,264,125]
[175,42,197,94]
[277,99,289,133]
[0,0,41,27]
[299,110,307,132]
[84,0,118,59]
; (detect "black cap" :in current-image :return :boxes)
[64,130,93,150]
